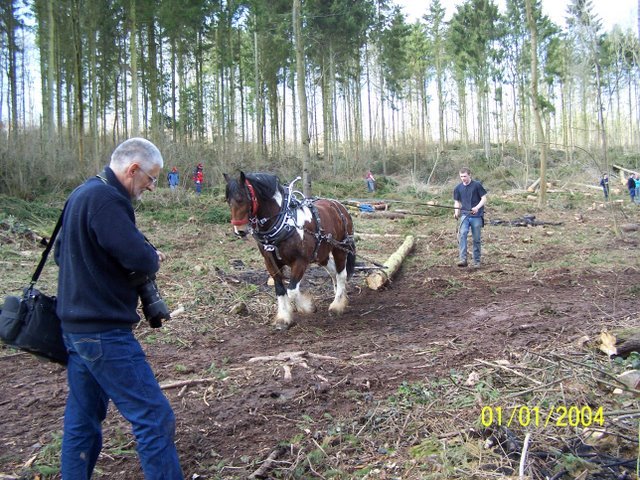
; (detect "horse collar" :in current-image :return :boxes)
[245,179,259,218]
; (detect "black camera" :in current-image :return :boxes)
[128,272,170,328]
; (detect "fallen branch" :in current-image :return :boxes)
[366,235,416,290]
[247,351,307,363]
[519,432,532,479]
[247,351,339,363]
[248,446,287,479]
[159,377,219,390]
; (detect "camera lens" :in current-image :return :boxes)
[130,274,170,328]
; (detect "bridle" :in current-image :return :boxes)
[230,179,259,227]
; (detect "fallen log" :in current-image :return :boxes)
[360,211,405,219]
[527,177,541,192]
[366,235,415,290]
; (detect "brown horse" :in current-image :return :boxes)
[224,172,356,330]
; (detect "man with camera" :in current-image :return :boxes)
[55,138,183,479]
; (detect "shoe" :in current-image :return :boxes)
[471,262,481,269]
[457,260,468,267]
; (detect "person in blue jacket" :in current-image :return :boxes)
[55,138,183,480]
[167,166,179,190]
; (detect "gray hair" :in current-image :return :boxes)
[110,138,163,173]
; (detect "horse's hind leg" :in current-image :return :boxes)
[288,260,316,315]
[328,253,349,315]
[324,255,338,290]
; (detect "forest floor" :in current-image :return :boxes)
[0,185,639,479]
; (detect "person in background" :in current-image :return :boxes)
[365,170,376,192]
[599,173,609,200]
[55,138,183,480]
[167,166,179,191]
[454,167,488,269]
[628,173,636,203]
[193,163,204,195]
[634,173,640,205]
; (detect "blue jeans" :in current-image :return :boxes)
[367,180,375,192]
[458,216,483,264]
[62,329,183,480]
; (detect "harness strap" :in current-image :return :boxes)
[245,179,259,218]
[309,201,323,262]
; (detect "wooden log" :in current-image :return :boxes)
[366,235,416,290]
[527,177,541,192]
[616,338,640,358]
[360,211,405,219]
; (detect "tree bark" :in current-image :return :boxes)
[293,0,312,196]
[129,0,139,137]
[525,0,547,206]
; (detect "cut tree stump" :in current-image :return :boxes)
[365,235,415,290]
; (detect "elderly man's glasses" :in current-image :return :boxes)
[138,166,158,186]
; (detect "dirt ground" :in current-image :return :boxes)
[1,194,639,479]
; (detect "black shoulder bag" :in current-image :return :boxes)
[0,210,68,366]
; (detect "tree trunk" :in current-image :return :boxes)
[47,0,56,136]
[71,0,84,165]
[129,0,139,137]
[4,0,18,135]
[293,0,312,196]
[525,0,547,207]
[253,28,263,164]
[147,18,160,142]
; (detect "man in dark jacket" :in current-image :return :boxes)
[454,167,488,268]
[628,173,636,202]
[55,138,183,479]
[599,173,609,200]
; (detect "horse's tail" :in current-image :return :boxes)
[346,237,356,279]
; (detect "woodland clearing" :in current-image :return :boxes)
[0,182,639,480]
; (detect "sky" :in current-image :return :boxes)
[394,0,638,33]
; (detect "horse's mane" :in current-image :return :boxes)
[245,173,283,201]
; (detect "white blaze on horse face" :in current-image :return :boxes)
[293,206,313,240]
[233,223,249,236]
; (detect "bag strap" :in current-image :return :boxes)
[30,206,65,288]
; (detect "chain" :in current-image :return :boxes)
[303,226,386,269]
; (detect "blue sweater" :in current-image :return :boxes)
[55,167,159,333]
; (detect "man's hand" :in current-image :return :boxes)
[470,207,478,215]
[157,250,167,263]
[454,212,459,220]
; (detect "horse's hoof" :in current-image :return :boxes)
[273,319,296,331]
[298,304,317,314]
[329,298,348,315]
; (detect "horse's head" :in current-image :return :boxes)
[224,171,255,237]
[224,171,284,237]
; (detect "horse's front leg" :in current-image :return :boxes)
[263,252,294,330]
[288,260,316,315]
